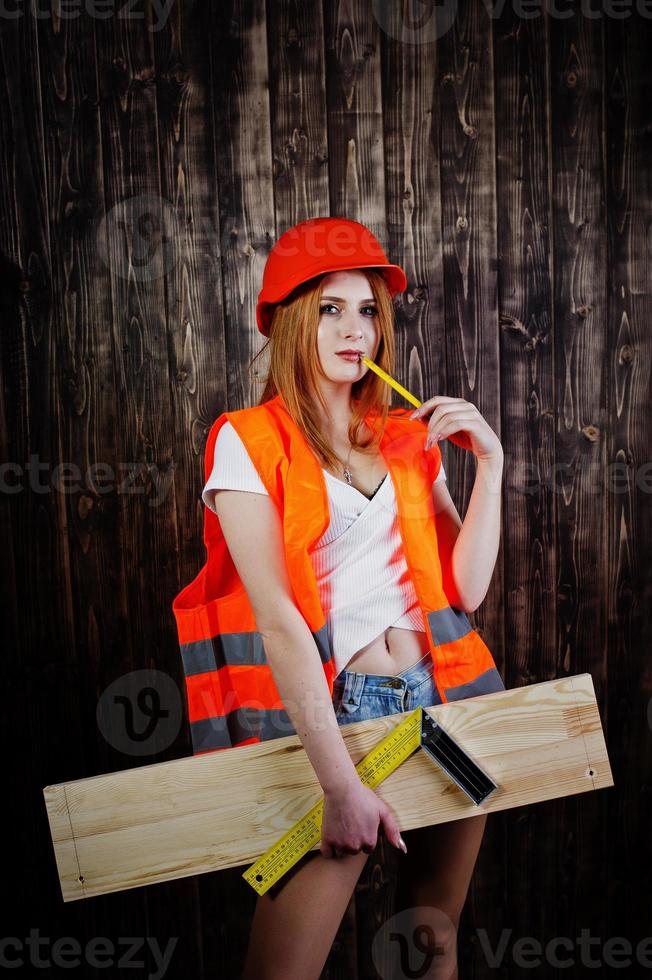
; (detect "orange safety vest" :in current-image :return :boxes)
[172,393,505,755]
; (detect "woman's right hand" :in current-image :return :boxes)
[321,777,407,858]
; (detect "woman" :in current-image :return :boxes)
[174,217,505,980]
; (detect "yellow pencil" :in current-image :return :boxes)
[360,356,422,409]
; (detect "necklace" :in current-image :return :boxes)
[338,442,385,497]
[342,443,354,485]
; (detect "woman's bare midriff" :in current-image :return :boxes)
[344,625,431,676]
[324,424,432,677]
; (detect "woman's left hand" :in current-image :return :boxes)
[410,396,503,462]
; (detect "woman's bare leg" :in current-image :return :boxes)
[393,813,488,980]
[240,849,369,980]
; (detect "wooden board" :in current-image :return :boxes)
[43,673,613,903]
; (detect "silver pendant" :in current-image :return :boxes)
[343,467,353,485]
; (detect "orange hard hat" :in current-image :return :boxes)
[256,216,407,336]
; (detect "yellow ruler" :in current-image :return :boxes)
[242,707,423,896]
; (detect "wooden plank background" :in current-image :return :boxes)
[1,1,650,977]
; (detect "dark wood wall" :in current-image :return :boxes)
[2,1,651,977]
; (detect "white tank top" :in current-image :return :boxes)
[202,420,446,677]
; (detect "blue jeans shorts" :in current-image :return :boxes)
[331,649,439,724]
[266,651,438,899]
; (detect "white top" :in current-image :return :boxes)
[202,420,446,678]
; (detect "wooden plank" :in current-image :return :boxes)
[209,0,275,410]
[43,674,613,903]
[372,11,444,976]
[437,7,503,692]
[491,6,557,962]
[380,6,445,409]
[152,0,229,600]
[437,10,503,969]
[604,15,652,943]
[0,2,54,921]
[92,0,181,739]
[549,12,610,947]
[202,4,282,964]
[148,3,233,964]
[0,5,647,977]
[324,0,387,230]
[267,0,329,223]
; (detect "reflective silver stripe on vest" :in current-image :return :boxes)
[444,667,506,701]
[191,706,298,753]
[190,669,507,752]
[181,622,333,677]
[426,606,473,645]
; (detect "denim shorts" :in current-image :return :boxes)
[331,649,440,724]
[266,651,439,899]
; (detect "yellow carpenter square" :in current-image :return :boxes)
[242,708,423,895]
